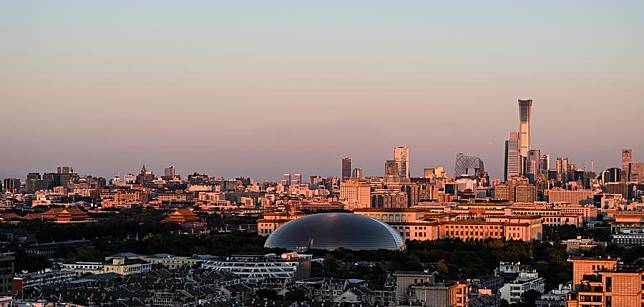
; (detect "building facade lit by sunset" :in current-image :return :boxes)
[518,99,532,167]
[567,257,643,307]
[394,146,410,178]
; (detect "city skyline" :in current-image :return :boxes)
[2,2,644,306]
[3,143,641,183]
[1,97,640,181]
[2,1,644,180]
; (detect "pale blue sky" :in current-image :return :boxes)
[1,1,643,180]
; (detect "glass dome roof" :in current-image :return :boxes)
[264,213,405,251]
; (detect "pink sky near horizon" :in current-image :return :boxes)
[1,1,643,180]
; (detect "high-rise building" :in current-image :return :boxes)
[504,132,521,181]
[351,168,364,179]
[540,154,551,172]
[25,172,45,193]
[494,177,535,202]
[57,166,73,174]
[454,153,486,178]
[385,160,400,177]
[628,162,644,183]
[526,149,541,177]
[518,99,532,162]
[280,173,291,186]
[164,165,176,178]
[556,157,570,182]
[292,173,302,185]
[600,168,621,183]
[2,178,21,194]
[339,179,372,210]
[394,146,410,178]
[621,149,632,180]
[423,168,435,179]
[135,165,155,186]
[341,157,352,180]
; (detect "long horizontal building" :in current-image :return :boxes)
[258,199,597,242]
[610,212,644,246]
[202,253,311,285]
[546,189,594,205]
[354,208,543,242]
[416,201,594,226]
[256,212,304,236]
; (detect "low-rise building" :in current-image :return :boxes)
[355,208,543,242]
[562,237,607,254]
[163,208,200,223]
[25,240,93,259]
[13,269,77,292]
[0,253,14,296]
[499,271,545,305]
[409,282,469,307]
[256,212,303,236]
[60,262,104,275]
[610,212,644,246]
[202,253,311,284]
[103,257,152,275]
[535,283,571,307]
[393,271,467,307]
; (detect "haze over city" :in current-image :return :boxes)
[3,2,644,306]
[2,1,643,179]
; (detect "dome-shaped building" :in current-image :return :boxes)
[264,213,405,251]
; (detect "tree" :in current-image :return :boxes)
[14,249,51,273]
[520,289,541,307]
[436,259,449,274]
[323,254,338,273]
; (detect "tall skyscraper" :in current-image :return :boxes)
[394,146,410,178]
[341,157,352,180]
[621,148,632,182]
[518,99,532,172]
[504,132,521,181]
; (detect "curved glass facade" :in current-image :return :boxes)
[264,213,405,251]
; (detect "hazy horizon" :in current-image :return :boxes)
[2,1,643,181]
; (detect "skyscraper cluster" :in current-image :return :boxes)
[505,99,537,181]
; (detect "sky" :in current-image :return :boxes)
[1,1,643,181]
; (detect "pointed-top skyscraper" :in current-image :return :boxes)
[518,99,533,174]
